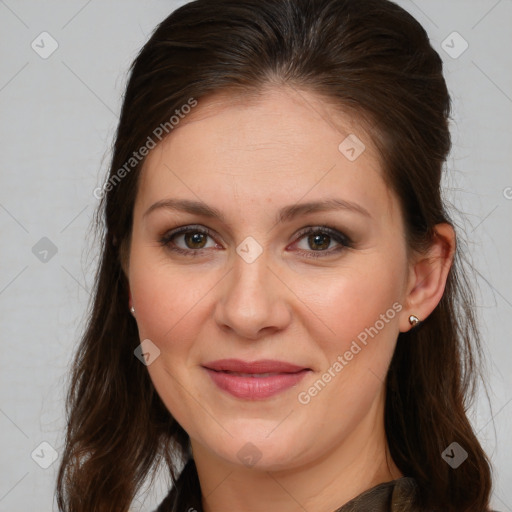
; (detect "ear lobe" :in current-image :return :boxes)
[400,223,456,332]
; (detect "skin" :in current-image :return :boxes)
[125,86,455,512]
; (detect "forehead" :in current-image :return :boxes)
[135,86,398,224]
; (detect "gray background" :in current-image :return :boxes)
[0,1,510,510]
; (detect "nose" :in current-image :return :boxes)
[213,249,292,340]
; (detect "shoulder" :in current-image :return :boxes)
[334,477,418,512]
[389,478,501,512]
[153,469,500,512]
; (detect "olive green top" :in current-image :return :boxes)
[154,459,425,512]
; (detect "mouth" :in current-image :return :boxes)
[202,358,311,374]
[212,371,293,377]
[202,359,312,400]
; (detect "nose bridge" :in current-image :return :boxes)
[215,241,290,338]
[234,247,270,294]
[228,245,275,312]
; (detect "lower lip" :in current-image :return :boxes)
[204,368,310,400]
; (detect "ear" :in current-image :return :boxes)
[399,223,456,332]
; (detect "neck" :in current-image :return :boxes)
[191,391,403,512]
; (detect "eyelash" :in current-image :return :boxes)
[159,224,352,259]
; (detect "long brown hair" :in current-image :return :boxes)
[56,0,494,510]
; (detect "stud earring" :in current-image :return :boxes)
[130,306,136,316]
[408,314,420,327]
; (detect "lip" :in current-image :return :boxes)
[202,359,311,400]
[203,358,309,373]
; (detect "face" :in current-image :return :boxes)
[127,86,412,471]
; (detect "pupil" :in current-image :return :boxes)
[309,233,330,250]
[186,232,206,248]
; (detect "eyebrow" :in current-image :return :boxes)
[143,197,372,223]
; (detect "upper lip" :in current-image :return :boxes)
[202,359,310,373]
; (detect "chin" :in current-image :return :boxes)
[207,427,311,472]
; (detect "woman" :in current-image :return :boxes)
[56,0,496,511]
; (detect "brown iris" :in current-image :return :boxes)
[308,232,331,251]
[184,232,208,249]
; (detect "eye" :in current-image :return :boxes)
[159,224,352,258]
[160,225,219,256]
[291,226,352,258]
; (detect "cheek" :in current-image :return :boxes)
[131,270,201,349]
[128,241,214,341]
[293,274,402,429]
[128,254,210,429]
[305,262,403,338]
[305,261,404,388]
